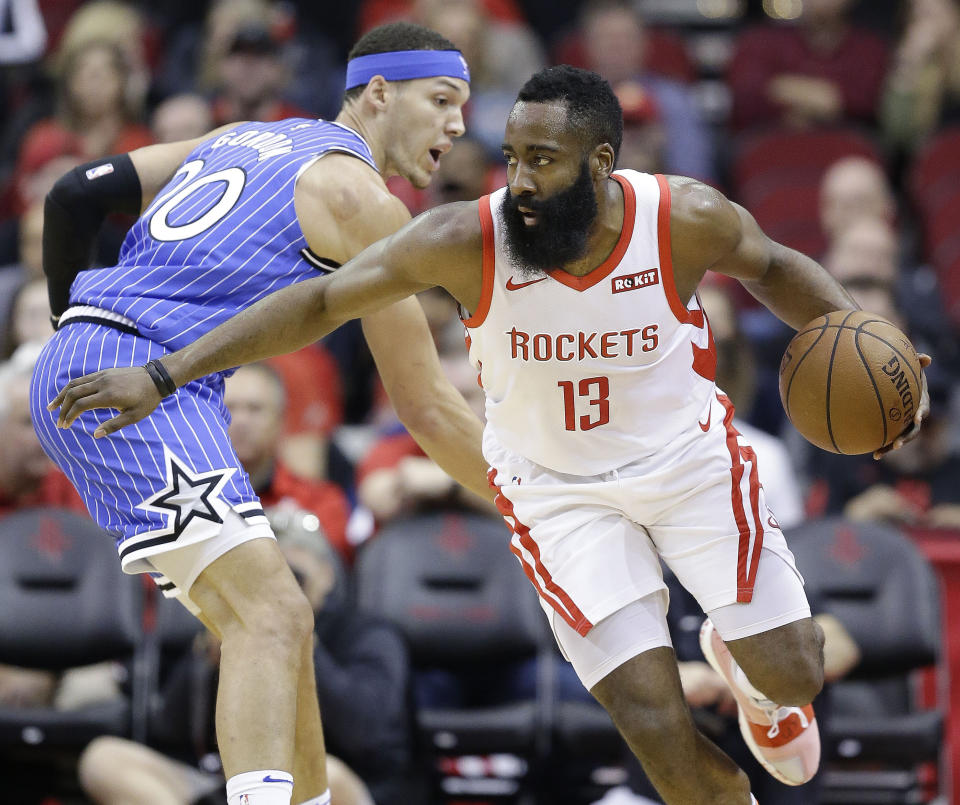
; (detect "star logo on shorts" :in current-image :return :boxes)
[137,450,235,537]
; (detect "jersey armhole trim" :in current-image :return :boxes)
[656,173,699,326]
[462,194,495,328]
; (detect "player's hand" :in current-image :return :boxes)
[873,353,931,460]
[47,367,162,437]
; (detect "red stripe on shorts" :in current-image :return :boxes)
[716,393,765,602]
[489,471,593,636]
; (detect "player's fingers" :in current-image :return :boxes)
[93,410,142,439]
[59,390,124,427]
[919,352,932,368]
[48,374,103,412]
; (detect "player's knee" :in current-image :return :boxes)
[222,578,315,657]
[756,638,825,706]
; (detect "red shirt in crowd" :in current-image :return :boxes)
[256,461,352,563]
[727,23,890,131]
[0,469,87,519]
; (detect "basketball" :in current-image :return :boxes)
[779,310,922,455]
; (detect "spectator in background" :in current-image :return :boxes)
[156,0,342,120]
[80,505,412,805]
[0,342,84,516]
[150,93,214,144]
[728,0,890,131]
[224,362,353,563]
[882,0,960,155]
[415,0,546,154]
[209,24,311,126]
[357,340,496,529]
[0,201,44,336]
[157,0,272,98]
[51,0,152,111]
[823,215,956,369]
[577,0,715,182]
[13,39,153,208]
[819,156,897,244]
[2,276,53,359]
[614,81,667,176]
[428,135,500,207]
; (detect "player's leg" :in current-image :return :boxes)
[642,399,823,786]
[554,594,754,804]
[697,550,823,787]
[180,533,315,803]
[716,616,824,708]
[291,634,328,804]
[163,564,329,805]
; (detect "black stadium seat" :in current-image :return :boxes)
[0,507,145,796]
[787,517,943,805]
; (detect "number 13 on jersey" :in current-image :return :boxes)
[558,377,610,431]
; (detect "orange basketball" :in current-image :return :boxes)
[779,310,922,454]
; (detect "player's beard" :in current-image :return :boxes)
[500,159,598,278]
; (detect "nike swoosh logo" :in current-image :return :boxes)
[262,776,293,784]
[698,409,711,432]
[506,276,548,291]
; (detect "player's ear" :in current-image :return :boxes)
[364,75,391,110]
[591,143,615,180]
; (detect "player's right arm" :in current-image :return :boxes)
[43,124,241,317]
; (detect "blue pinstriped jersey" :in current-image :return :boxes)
[70,119,378,351]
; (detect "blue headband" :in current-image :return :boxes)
[345,49,470,90]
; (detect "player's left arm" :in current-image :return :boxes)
[667,176,858,329]
[668,176,930,453]
[42,124,241,318]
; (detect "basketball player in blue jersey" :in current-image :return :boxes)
[50,65,934,805]
[32,22,488,805]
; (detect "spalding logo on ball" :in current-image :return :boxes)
[779,310,922,455]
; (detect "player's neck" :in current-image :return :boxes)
[333,108,385,174]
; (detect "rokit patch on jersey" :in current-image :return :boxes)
[611,267,659,294]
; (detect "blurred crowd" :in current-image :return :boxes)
[1,0,959,803]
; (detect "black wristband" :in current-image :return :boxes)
[143,359,177,397]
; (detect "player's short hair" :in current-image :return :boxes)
[343,22,460,104]
[516,65,623,162]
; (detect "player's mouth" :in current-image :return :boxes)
[518,206,538,226]
[427,147,446,171]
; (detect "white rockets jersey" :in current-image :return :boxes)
[464,170,718,475]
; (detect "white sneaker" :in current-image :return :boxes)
[699,618,820,786]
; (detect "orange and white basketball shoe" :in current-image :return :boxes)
[699,618,820,786]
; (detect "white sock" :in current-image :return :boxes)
[751,795,759,804]
[297,792,331,805]
[226,769,294,805]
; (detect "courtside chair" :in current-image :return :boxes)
[0,507,144,797]
[787,517,944,805]
[355,511,554,804]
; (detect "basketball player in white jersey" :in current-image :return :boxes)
[51,65,930,804]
